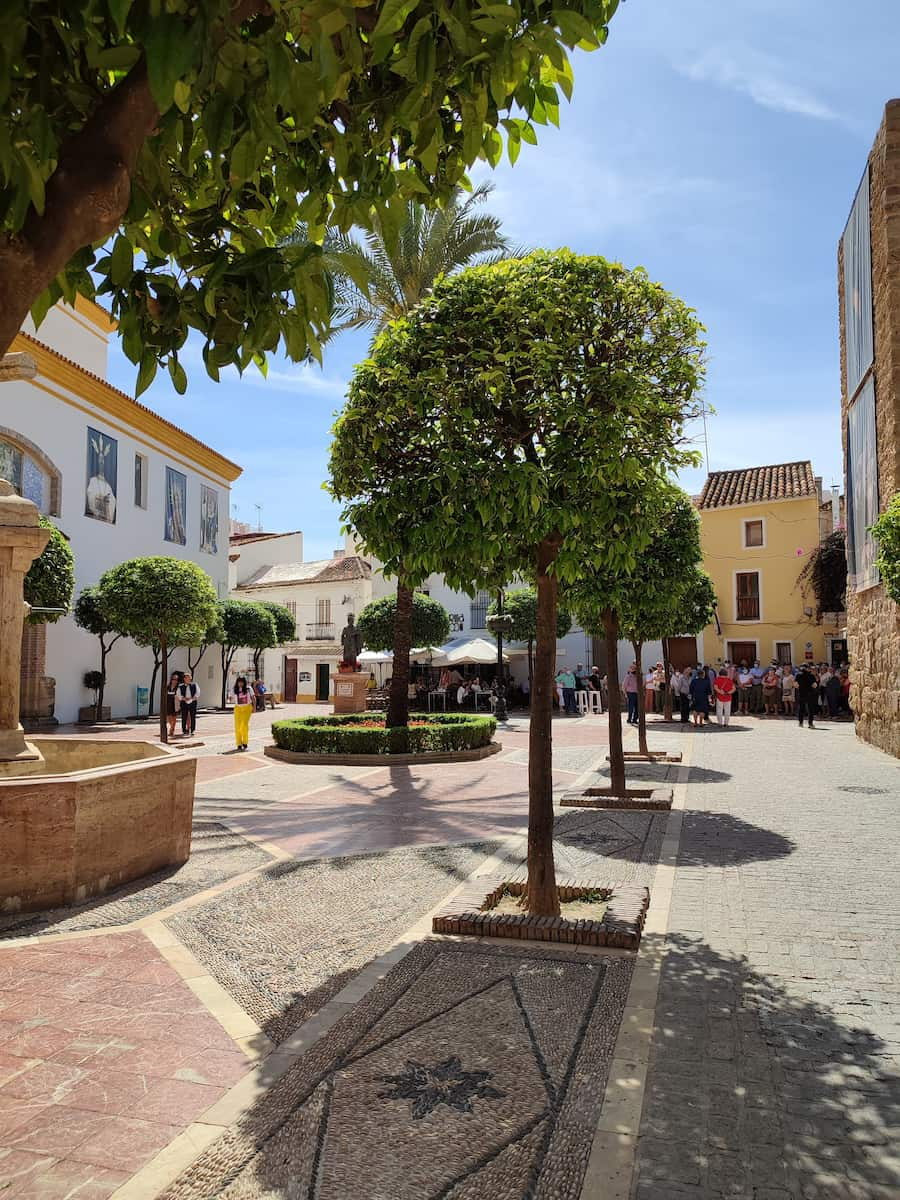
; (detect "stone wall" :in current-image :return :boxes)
[839,101,900,758]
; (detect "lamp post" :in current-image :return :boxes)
[486,590,513,722]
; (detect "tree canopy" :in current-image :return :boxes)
[488,587,572,644]
[331,251,705,915]
[872,493,900,604]
[217,598,277,703]
[74,585,126,720]
[24,516,74,623]
[358,591,451,652]
[99,556,218,737]
[258,600,296,645]
[0,0,621,383]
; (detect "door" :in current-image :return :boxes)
[666,637,698,671]
[830,638,848,667]
[283,657,297,703]
[728,641,757,666]
[316,663,330,701]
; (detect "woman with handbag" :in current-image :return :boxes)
[233,676,253,751]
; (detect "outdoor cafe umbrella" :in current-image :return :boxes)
[430,636,511,666]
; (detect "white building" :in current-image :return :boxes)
[231,531,658,701]
[6,297,241,724]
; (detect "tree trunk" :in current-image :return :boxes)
[148,650,160,717]
[604,610,626,794]
[527,640,534,693]
[188,643,208,675]
[221,646,228,709]
[662,637,673,722]
[252,647,263,680]
[158,636,168,743]
[387,579,413,729]
[633,639,648,755]
[525,541,560,917]
[96,638,107,722]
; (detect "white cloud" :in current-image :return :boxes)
[679,47,839,121]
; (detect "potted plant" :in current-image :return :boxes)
[79,669,109,722]
[337,659,356,674]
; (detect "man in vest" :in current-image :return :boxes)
[179,672,200,736]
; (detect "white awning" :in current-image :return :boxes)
[430,636,510,666]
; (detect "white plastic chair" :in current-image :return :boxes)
[576,690,590,714]
[588,691,603,714]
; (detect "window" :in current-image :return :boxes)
[164,466,187,544]
[744,519,764,548]
[0,434,56,515]
[775,642,792,666]
[286,600,297,636]
[842,167,874,395]
[846,376,879,591]
[134,453,148,508]
[735,572,760,621]
[316,598,331,625]
[469,591,490,629]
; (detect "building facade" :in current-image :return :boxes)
[698,462,832,669]
[839,101,900,758]
[231,531,659,701]
[6,299,241,724]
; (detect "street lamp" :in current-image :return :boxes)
[486,590,513,722]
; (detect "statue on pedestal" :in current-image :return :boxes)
[340,613,363,670]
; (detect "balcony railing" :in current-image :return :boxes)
[305,622,335,640]
[736,597,760,621]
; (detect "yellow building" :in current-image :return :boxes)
[697,462,835,669]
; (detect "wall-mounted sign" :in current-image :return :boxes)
[299,671,311,682]
[337,682,353,696]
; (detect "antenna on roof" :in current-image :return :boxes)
[254,504,263,533]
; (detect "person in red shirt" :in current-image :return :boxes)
[713,667,736,726]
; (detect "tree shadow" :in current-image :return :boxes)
[595,762,733,785]
[675,811,795,867]
[635,931,900,1196]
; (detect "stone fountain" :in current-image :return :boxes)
[0,482,197,914]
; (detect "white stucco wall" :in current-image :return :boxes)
[22,304,110,378]
[7,316,235,724]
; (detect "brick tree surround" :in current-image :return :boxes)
[839,100,900,758]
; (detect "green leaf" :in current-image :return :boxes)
[173,79,191,113]
[19,151,46,215]
[109,236,133,286]
[416,34,436,84]
[167,355,187,394]
[229,132,258,183]
[107,0,133,38]
[136,353,158,397]
[372,0,418,39]
[144,14,200,110]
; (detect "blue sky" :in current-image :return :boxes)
[107,0,900,560]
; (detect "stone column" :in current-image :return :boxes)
[0,480,50,771]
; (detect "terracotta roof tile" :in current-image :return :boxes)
[698,462,817,510]
[238,555,371,588]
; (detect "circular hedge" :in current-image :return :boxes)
[271,713,496,756]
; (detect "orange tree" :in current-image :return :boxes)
[330,251,705,914]
[0,0,621,384]
[570,490,715,770]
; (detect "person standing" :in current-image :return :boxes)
[166,672,181,740]
[675,667,692,724]
[737,663,753,715]
[795,665,818,729]
[713,668,735,726]
[762,665,779,717]
[622,664,639,725]
[781,666,796,717]
[689,667,712,726]
[749,659,765,714]
[558,667,578,715]
[643,667,656,717]
[233,675,253,751]
[178,672,199,736]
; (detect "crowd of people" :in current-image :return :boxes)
[665,659,852,729]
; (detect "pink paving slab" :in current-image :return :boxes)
[0,928,251,1198]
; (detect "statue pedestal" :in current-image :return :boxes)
[331,672,368,714]
[0,726,44,777]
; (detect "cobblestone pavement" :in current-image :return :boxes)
[632,716,900,1200]
[159,941,634,1200]
[0,823,274,940]
[167,843,502,1045]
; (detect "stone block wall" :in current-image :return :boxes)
[839,101,900,758]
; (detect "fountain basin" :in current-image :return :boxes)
[0,738,196,914]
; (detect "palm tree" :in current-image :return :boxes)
[328,182,515,337]
[322,183,517,727]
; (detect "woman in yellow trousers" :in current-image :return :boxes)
[233,676,253,751]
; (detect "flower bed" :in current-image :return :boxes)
[271,712,497,756]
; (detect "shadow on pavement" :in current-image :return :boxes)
[635,931,900,1197]
[675,811,795,867]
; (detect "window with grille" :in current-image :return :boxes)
[287,600,297,636]
[316,598,331,624]
[744,519,764,548]
[775,642,792,666]
[469,591,490,629]
[735,572,760,621]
